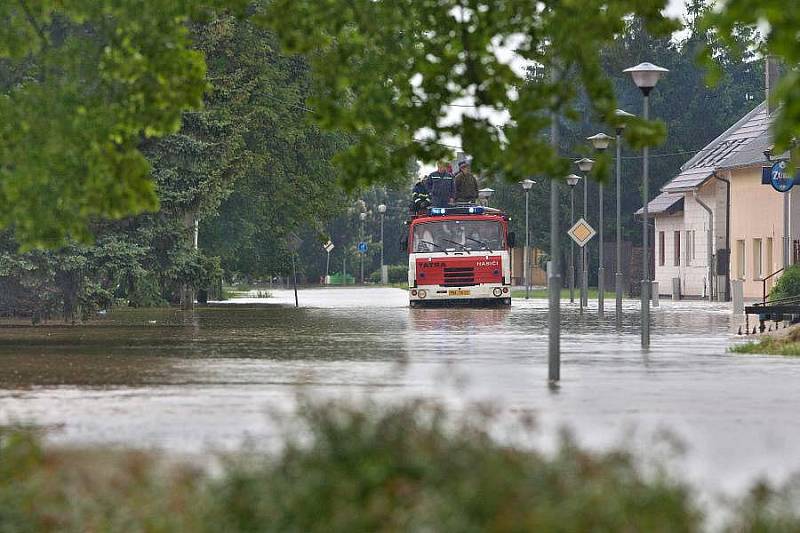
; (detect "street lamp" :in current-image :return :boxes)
[478,187,495,207]
[359,210,367,284]
[588,133,613,317]
[378,204,387,284]
[566,174,582,303]
[624,61,668,347]
[613,108,635,324]
[521,179,536,299]
[575,157,594,310]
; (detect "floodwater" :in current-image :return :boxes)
[1,287,798,495]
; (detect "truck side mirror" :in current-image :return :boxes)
[507,231,516,248]
[400,235,409,253]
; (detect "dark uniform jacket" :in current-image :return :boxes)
[411,180,431,214]
[425,171,454,208]
[454,170,479,203]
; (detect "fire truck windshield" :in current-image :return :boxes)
[413,220,503,253]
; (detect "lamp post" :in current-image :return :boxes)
[378,204,387,284]
[576,157,594,311]
[359,210,367,284]
[521,179,536,299]
[624,62,669,347]
[587,133,613,317]
[566,174,582,303]
[613,109,634,324]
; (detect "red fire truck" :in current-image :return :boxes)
[404,206,515,307]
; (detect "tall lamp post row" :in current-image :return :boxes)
[546,60,667,382]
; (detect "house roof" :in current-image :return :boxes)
[645,100,774,217]
[635,191,684,216]
[679,101,770,173]
[661,166,715,193]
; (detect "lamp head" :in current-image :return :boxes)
[566,174,582,188]
[623,62,669,95]
[587,132,613,151]
[575,158,595,173]
[478,187,495,199]
[378,204,387,214]
[521,179,536,191]
[614,108,635,133]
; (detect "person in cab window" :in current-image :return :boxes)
[425,161,454,208]
[454,160,479,204]
[416,226,435,253]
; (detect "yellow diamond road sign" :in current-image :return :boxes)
[568,218,596,247]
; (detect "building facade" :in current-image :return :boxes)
[641,100,799,300]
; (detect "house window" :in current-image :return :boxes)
[659,231,665,266]
[674,231,681,266]
[766,238,773,276]
[753,239,763,280]
[736,239,746,280]
[692,230,696,260]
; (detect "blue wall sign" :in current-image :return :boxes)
[357,241,368,253]
[771,160,795,193]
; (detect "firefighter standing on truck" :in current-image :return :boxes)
[425,161,454,208]
[454,159,478,204]
[411,178,431,215]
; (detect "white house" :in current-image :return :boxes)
[641,93,800,300]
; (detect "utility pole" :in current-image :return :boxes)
[614,109,634,324]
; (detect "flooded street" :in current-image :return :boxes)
[1,287,798,495]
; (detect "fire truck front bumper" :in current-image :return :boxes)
[409,284,511,305]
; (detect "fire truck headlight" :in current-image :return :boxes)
[411,289,418,296]
[502,287,509,294]
[418,289,427,299]
[492,288,502,297]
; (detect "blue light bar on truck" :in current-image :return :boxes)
[428,206,484,216]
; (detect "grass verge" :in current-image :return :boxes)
[731,325,800,356]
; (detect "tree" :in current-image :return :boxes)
[0,1,246,248]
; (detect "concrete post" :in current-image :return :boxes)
[731,279,744,315]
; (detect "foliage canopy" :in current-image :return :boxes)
[0,0,245,248]
[262,0,679,188]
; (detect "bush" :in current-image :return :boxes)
[0,402,708,532]
[769,264,800,301]
[369,264,408,284]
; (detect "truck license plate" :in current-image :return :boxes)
[448,289,470,296]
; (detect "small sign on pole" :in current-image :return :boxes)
[357,241,368,253]
[323,240,335,253]
[770,160,795,193]
[567,218,596,248]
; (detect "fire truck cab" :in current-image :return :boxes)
[404,206,515,307]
